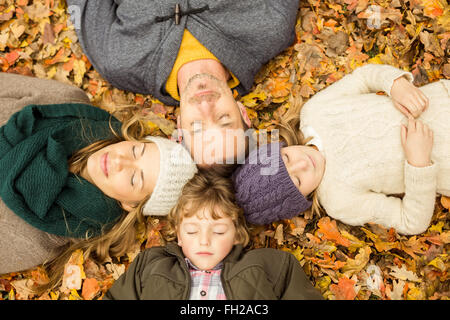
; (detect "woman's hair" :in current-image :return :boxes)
[37,105,154,294]
[163,169,250,247]
[276,100,323,218]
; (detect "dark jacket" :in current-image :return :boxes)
[67,0,299,106]
[104,243,324,300]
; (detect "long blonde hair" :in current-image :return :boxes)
[163,169,250,247]
[37,105,155,293]
[276,101,323,219]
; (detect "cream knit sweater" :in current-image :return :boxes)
[300,64,450,235]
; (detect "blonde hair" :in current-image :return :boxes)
[276,101,323,219]
[163,169,250,247]
[37,105,154,293]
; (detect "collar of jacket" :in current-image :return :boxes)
[165,242,244,299]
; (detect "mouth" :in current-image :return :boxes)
[194,89,215,97]
[100,152,109,177]
[196,252,213,256]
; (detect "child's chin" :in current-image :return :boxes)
[193,260,217,271]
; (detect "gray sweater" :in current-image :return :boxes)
[67,0,299,105]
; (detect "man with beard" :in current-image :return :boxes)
[68,0,299,166]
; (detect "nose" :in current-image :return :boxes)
[199,230,210,246]
[197,98,214,118]
[111,154,133,172]
[288,157,309,173]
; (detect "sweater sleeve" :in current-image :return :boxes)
[306,64,413,104]
[323,161,438,235]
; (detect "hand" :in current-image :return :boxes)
[391,76,429,119]
[400,119,433,168]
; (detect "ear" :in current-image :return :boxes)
[177,231,182,247]
[237,101,251,128]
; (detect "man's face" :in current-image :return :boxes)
[179,74,247,167]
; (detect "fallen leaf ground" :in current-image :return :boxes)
[0,0,449,300]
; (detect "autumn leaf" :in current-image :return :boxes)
[81,278,100,300]
[341,246,371,277]
[388,265,421,282]
[316,217,351,247]
[330,277,357,300]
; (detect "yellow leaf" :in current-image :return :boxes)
[240,90,267,108]
[69,289,82,300]
[316,276,331,291]
[245,108,258,120]
[367,54,383,64]
[46,65,57,79]
[341,246,372,277]
[50,291,59,300]
[281,246,304,262]
[8,288,15,300]
[428,255,447,272]
[73,59,86,86]
[406,284,425,300]
[341,230,366,253]
[429,221,444,233]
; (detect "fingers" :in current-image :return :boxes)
[408,118,416,131]
[394,101,414,119]
[401,124,407,147]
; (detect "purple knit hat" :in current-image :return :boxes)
[232,142,312,225]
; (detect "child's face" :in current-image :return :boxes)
[177,208,238,270]
[280,145,325,197]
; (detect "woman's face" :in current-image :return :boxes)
[83,141,159,211]
[280,145,325,197]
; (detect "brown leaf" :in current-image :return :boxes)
[42,22,55,44]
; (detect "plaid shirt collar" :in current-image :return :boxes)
[185,258,223,271]
[185,258,226,300]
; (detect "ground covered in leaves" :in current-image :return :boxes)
[0,0,449,300]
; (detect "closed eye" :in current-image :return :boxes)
[131,171,135,186]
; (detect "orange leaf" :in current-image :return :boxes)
[81,278,100,300]
[44,47,65,65]
[5,50,19,65]
[440,196,450,209]
[266,77,292,98]
[63,55,75,72]
[317,217,351,247]
[330,277,357,300]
